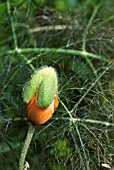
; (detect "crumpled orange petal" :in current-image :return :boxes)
[27,94,59,126]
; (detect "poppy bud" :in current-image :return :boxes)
[23,66,59,126]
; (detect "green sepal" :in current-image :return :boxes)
[23,70,43,103]
[37,67,57,108]
[23,67,58,109]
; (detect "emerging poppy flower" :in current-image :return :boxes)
[23,66,59,126]
[27,93,59,126]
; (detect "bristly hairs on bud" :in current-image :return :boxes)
[23,66,58,109]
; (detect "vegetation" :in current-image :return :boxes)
[0,0,114,169]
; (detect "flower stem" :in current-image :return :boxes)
[18,123,36,170]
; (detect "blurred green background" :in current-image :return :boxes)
[0,0,114,169]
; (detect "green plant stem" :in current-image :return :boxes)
[82,4,100,51]
[5,47,109,62]
[18,123,36,170]
[71,62,113,113]
[57,117,114,127]
[82,4,106,101]
[2,116,114,127]
[18,53,36,72]
[29,24,83,33]
[60,101,89,169]
[7,0,18,49]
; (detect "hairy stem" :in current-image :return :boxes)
[18,123,36,170]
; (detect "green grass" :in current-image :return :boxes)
[0,0,114,169]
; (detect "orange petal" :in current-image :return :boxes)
[54,94,59,108]
[27,94,36,111]
[27,94,55,126]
